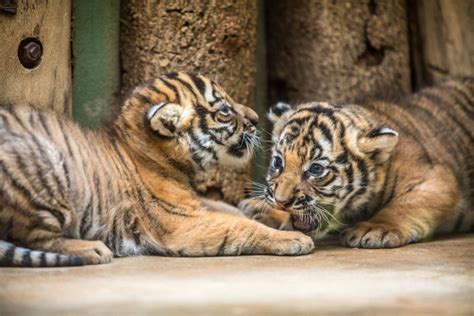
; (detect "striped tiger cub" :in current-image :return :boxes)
[240,77,473,248]
[0,72,314,267]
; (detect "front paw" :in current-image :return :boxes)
[239,199,292,230]
[341,222,413,248]
[271,231,315,255]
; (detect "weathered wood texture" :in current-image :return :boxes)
[408,0,474,89]
[121,1,258,205]
[266,0,411,105]
[0,0,72,114]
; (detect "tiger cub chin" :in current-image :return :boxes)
[240,77,474,248]
[0,72,314,267]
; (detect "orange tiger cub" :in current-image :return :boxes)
[0,72,314,267]
[240,77,473,248]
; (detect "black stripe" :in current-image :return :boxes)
[39,252,47,267]
[343,159,369,208]
[109,215,119,252]
[79,198,93,238]
[297,105,337,124]
[318,121,333,144]
[335,152,348,164]
[93,171,102,217]
[172,75,199,100]
[59,121,75,157]
[60,154,71,193]
[2,243,15,265]
[8,108,29,130]
[160,78,181,104]
[21,249,32,266]
[217,233,229,255]
[152,196,191,217]
[383,174,399,206]
[55,253,61,266]
[38,112,53,138]
[147,83,169,100]
[134,93,153,105]
[189,73,207,96]
[131,217,141,245]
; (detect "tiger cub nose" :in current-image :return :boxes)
[274,195,293,208]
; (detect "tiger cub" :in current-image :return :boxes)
[240,78,473,248]
[0,72,314,267]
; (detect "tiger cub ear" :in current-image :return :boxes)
[268,102,292,124]
[358,127,399,162]
[146,102,184,138]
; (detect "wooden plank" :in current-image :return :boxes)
[409,0,474,88]
[0,0,72,114]
[72,0,120,127]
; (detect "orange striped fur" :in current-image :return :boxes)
[0,72,314,267]
[240,78,474,248]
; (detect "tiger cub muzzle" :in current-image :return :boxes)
[265,184,322,232]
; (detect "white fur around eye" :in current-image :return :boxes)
[204,85,215,103]
[147,103,166,120]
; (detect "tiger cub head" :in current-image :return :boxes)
[264,101,398,235]
[115,72,259,171]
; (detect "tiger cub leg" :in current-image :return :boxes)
[33,238,114,265]
[19,225,113,265]
[4,207,113,265]
[342,167,459,248]
[162,209,314,256]
[239,198,293,230]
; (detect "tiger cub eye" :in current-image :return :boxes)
[308,163,325,177]
[216,106,233,123]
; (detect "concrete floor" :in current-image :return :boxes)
[1,234,473,315]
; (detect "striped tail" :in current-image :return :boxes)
[0,240,84,267]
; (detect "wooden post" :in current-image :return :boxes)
[266,0,411,105]
[408,0,474,89]
[0,0,72,114]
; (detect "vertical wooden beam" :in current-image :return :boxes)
[0,0,72,114]
[408,0,474,89]
[72,0,120,127]
[254,0,269,184]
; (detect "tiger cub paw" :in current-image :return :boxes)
[239,199,292,230]
[341,222,413,249]
[270,231,315,255]
[62,240,114,265]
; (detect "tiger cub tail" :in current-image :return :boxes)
[0,241,84,267]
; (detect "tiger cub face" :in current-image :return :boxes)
[116,72,259,170]
[263,102,398,235]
